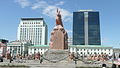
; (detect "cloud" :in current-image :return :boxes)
[66,29,72,33]
[33,0,72,22]
[31,1,48,10]
[16,0,72,23]
[42,5,72,22]
[60,9,72,22]
[42,6,56,18]
[15,0,30,8]
[55,1,64,6]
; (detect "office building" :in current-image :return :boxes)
[73,10,101,45]
[17,18,48,45]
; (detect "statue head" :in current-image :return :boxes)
[56,8,63,27]
[56,8,61,18]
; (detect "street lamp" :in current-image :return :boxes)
[21,43,23,56]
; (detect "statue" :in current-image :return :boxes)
[49,9,68,49]
[43,9,69,63]
[56,9,63,27]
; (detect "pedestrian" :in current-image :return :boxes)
[10,57,12,63]
[40,54,43,63]
[102,64,106,68]
[74,59,77,64]
[112,64,116,68]
[118,65,120,68]
[9,53,12,63]
[117,54,120,68]
[74,53,78,64]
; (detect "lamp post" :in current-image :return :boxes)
[21,43,23,56]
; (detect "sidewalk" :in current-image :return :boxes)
[0,59,113,68]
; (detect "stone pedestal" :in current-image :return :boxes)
[49,25,68,50]
[43,49,69,63]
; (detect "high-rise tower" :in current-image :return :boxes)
[17,18,48,45]
[73,10,101,45]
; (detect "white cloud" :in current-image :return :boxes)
[15,0,30,8]
[31,1,48,10]
[60,9,72,22]
[55,1,64,6]
[42,5,72,22]
[43,6,57,18]
[15,0,72,23]
[66,29,72,33]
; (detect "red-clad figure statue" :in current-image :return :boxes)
[56,9,63,27]
[49,9,68,50]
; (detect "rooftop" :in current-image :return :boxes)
[28,45,112,48]
[21,18,43,20]
[29,45,49,47]
[79,10,93,12]
[75,9,98,12]
[69,45,112,48]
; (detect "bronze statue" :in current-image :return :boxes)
[56,8,63,27]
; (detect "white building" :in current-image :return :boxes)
[28,45,48,55]
[17,18,48,45]
[69,45,113,56]
[0,39,8,57]
[7,40,32,56]
[28,45,113,56]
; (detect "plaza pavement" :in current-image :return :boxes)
[0,59,113,68]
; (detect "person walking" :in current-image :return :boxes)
[40,54,43,63]
[117,54,120,68]
[102,64,106,68]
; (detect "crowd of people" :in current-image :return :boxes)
[68,52,112,61]
[5,52,43,63]
[87,54,110,61]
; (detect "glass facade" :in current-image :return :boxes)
[73,12,85,45]
[88,12,101,45]
[73,11,101,45]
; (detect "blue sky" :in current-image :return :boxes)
[0,0,120,48]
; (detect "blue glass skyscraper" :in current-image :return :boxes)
[73,10,101,45]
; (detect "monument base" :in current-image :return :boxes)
[43,49,69,63]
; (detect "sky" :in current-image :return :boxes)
[0,0,120,48]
